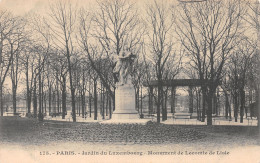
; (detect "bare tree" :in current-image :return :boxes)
[245,0,260,129]
[221,74,232,120]
[76,61,89,118]
[79,0,143,112]
[0,11,17,116]
[8,17,27,114]
[132,57,147,115]
[176,0,244,125]
[49,51,69,119]
[48,0,78,122]
[144,0,181,122]
[228,37,255,123]
[22,47,36,115]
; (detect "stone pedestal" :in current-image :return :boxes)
[113,83,139,119]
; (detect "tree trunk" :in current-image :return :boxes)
[161,89,165,121]
[201,90,206,122]
[224,92,230,119]
[53,91,56,114]
[206,93,213,125]
[234,91,239,122]
[113,87,115,111]
[62,78,66,119]
[100,84,102,116]
[248,90,253,118]
[33,78,37,118]
[257,89,260,131]
[81,91,85,118]
[88,95,92,117]
[27,93,32,114]
[94,80,98,120]
[89,83,92,118]
[56,78,60,114]
[213,93,216,115]
[109,95,112,119]
[229,102,232,120]
[44,93,47,114]
[102,86,105,119]
[189,86,193,113]
[71,87,76,122]
[81,73,86,118]
[48,86,52,116]
[148,87,154,114]
[197,90,201,120]
[38,73,43,121]
[0,85,3,116]
[89,95,92,118]
[216,89,220,116]
[12,86,16,114]
[140,86,143,116]
[106,89,108,116]
[77,95,80,116]
[240,89,245,123]
[26,58,31,114]
[11,54,18,114]
[164,89,168,121]
[52,92,56,114]
[171,87,176,114]
[136,87,139,112]
[42,79,44,114]
[157,86,162,123]
[162,88,168,121]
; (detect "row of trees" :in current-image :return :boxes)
[0,0,259,126]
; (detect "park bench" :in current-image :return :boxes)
[173,113,192,119]
[6,112,21,117]
[50,112,62,117]
[143,114,155,120]
[26,113,34,118]
[247,118,253,126]
[45,116,52,120]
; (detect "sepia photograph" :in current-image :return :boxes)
[0,0,259,162]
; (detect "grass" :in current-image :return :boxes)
[0,116,259,148]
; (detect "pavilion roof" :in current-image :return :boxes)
[143,79,209,87]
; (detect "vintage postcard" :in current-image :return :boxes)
[0,0,259,162]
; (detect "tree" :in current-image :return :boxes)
[48,0,78,122]
[49,51,68,119]
[22,46,36,115]
[221,74,232,120]
[176,0,244,125]
[228,38,255,123]
[8,17,27,114]
[245,0,260,130]
[0,11,17,116]
[74,59,89,118]
[79,0,143,112]
[29,14,52,120]
[144,0,180,122]
[132,57,147,114]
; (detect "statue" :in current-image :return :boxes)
[111,49,136,86]
[109,46,139,120]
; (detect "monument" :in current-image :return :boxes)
[111,48,139,119]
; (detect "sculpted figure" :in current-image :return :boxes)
[111,48,136,86]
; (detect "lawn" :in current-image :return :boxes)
[0,117,259,148]
[0,117,259,163]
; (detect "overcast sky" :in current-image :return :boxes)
[0,0,256,95]
[0,0,101,16]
